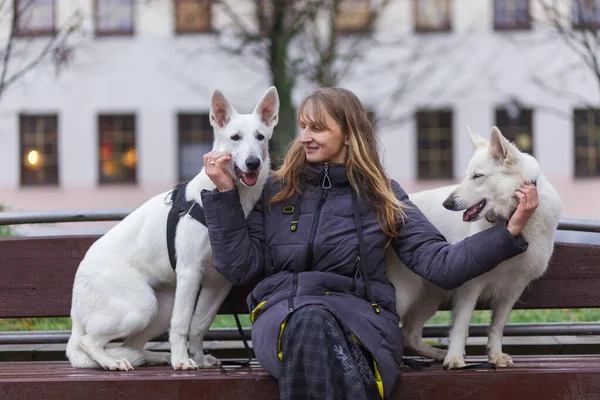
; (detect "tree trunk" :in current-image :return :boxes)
[268,2,297,169]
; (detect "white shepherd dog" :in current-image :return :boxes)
[67,87,279,371]
[386,126,562,369]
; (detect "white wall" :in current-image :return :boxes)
[0,0,599,233]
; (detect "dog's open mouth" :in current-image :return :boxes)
[463,200,486,222]
[234,165,259,186]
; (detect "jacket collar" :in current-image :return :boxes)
[303,161,349,188]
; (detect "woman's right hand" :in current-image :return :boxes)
[506,183,539,236]
[203,151,235,192]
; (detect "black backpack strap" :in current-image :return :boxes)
[351,191,380,315]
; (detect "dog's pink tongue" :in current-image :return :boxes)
[463,205,478,222]
[242,172,259,186]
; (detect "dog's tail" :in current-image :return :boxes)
[66,324,99,369]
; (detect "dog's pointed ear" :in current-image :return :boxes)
[489,126,515,166]
[210,88,236,129]
[253,86,279,129]
[467,126,487,149]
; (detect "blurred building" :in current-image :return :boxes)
[0,0,599,235]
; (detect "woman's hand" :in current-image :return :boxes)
[203,151,235,192]
[506,183,539,236]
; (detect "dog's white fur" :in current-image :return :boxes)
[386,126,562,369]
[67,87,279,371]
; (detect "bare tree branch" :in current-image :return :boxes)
[534,0,600,104]
[0,1,83,102]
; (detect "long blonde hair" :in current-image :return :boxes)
[270,87,407,238]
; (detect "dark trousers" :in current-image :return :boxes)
[279,305,382,400]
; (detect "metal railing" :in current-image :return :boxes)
[1,209,600,233]
[1,322,600,345]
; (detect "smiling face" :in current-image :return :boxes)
[209,87,279,186]
[297,99,348,164]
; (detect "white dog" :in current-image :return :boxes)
[67,87,279,371]
[386,126,562,369]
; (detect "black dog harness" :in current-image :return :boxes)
[165,181,252,370]
[165,182,207,271]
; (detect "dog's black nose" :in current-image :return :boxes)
[246,157,261,171]
[443,198,455,210]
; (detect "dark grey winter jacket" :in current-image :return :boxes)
[201,162,528,398]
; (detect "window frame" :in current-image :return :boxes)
[14,0,56,37]
[94,0,135,37]
[97,114,137,185]
[415,109,454,180]
[414,0,452,33]
[19,113,60,186]
[174,0,212,34]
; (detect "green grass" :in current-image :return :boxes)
[427,309,600,325]
[0,315,252,332]
[1,310,598,332]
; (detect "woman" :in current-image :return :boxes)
[200,88,537,399]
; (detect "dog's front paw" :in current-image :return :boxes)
[103,358,134,371]
[489,353,514,367]
[443,355,466,370]
[193,353,221,368]
[172,358,199,371]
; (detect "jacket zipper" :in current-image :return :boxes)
[288,162,331,312]
[306,163,330,269]
[288,272,298,311]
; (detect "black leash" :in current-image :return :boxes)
[401,357,496,371]
[166,181,253,372]
[455,362,496,370]
[401,357,432,370]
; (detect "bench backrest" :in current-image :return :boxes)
[0,236,599,318]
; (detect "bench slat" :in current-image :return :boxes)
[1,357,600,400]
[0,236,599,318]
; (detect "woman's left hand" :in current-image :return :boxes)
[506,183,539,236]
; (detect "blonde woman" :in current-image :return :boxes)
[201,88,537,399]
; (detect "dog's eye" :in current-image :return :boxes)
[231,134,240,141]
[472,173,484,179]
[257,134,265,141]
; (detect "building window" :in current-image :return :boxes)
[415,0,451,33]
[20,114,59,186]
[175,0,211,33]
[95,0,134,36]
[495,108,533,154]
[98,115,136,184]
[573,109,600,177]
[178,114,212,181]
[494,0,530,30]
[573,0,600,29]
[416,110,453,179]
[335,0,372,33]
[15,0,55,36]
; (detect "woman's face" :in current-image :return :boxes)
[299,102,348,164]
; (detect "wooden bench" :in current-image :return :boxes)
[1,235,600,399]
